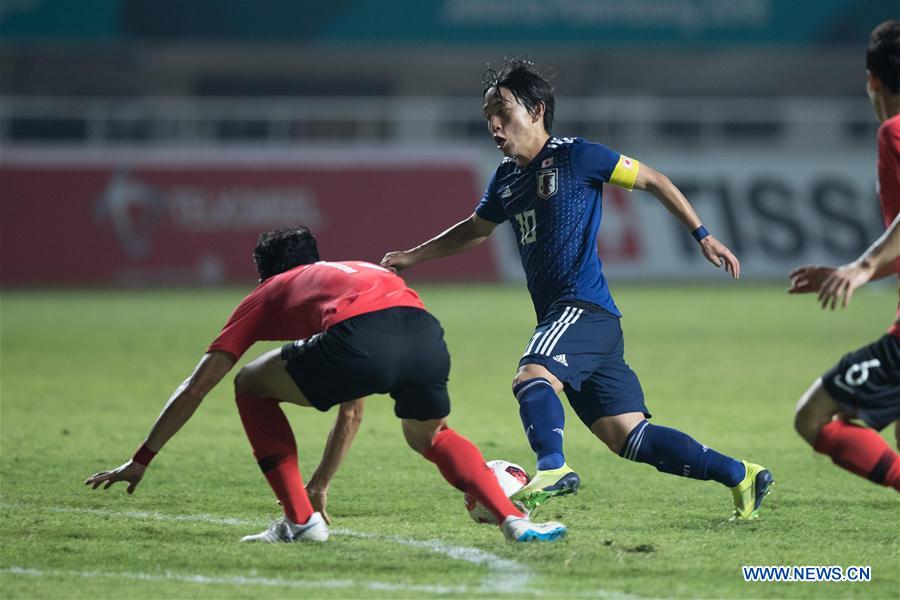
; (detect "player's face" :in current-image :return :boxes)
[483,86,539,159]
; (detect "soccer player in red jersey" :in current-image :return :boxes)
[85,227,567,542]
[789,20,900,492]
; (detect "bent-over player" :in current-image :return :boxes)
[86,227,567,542]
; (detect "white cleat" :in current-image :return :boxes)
[240,512,329,543]
[500,515,567,542]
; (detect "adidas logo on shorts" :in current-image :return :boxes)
[552,354,568,367]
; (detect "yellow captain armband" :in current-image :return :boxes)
[608,155,640,191]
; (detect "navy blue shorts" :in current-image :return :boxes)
[821,334,900,431]
[519,301,649,427]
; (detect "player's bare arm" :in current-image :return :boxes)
[84,350,236,493]
[381,213,497,271]
[788,262,896,295]
[817,212,900,309]
[305,398,366,524]
[632,163,740,279]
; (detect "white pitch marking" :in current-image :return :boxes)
[1,566,633,599]
[0,566,467,595]
[1,504,529,594]
[334,529,528,594]
[0,504,636,598]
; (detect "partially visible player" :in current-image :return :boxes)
[382,59,772,520]
[85,227,566,543]
[789,20,900,492]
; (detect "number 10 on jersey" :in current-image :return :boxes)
[515,210,537,245]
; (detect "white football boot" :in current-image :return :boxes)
[500,515,567,542]
[240,512,329,543]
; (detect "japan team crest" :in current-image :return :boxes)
[536,168,558,199]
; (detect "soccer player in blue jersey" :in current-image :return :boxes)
[382,59,773,520]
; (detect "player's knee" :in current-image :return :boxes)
[794,379,838,446]
[233,367,248,394]
[402,419,443,454]
[233,365,259,396]
[589,420,630,454]
[512,366,561,393]
[793,401,828,446]
[600,435,623,454]
[793,410,819,445]
[512,372,534,390]
[590,413,646,454]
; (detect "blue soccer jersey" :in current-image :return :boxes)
[476,137,640,320]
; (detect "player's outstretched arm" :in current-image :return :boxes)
[305,398,366,524]
[633,163,740,279]
[381,213,497,272]
[789,262,895,295]
[816,212,900,309]
[84,351,236,493]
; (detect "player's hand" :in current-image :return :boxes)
[788,265,835,294]
[306,485,331,525]
[817,261,875,310]
[84,460,146,494]
[380,250,416,273]
[699,235,740,279]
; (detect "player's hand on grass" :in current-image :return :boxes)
[788,265,835,294]
[306,485,331,524]
[380,251,416,273]
[699,236,740,279]
[84,460,146,494]
[817,261,875,310]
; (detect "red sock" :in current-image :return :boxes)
[236,394,314,523]
[814,420,900,491]
[423,428,525,522]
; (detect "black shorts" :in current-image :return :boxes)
[281,307,451,421]
[821,334,900,431]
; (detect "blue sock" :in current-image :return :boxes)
[513,377,565,471]
[620,420,745,487]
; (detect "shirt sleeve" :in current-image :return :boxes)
[206,284,270,360]
[474,167,507,224]
[571,141,640,191]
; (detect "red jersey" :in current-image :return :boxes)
[877,114,900,338]
[207,261,425,359]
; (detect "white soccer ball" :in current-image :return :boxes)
[464,460,530,524]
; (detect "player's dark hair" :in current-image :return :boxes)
[482,58,555,133]
[253,227,320,280]
[867,20,900,94]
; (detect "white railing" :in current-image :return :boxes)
[0,95,875,150]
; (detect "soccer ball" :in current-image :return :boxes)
[464,460,530,524]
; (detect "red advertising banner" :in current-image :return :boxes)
[0,151,498,285]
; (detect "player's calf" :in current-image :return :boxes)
[813,420,900,491]
[420,427,527,522]
[614,418,746,488]
[513,368,567,471]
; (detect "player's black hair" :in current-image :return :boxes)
[482,58,555,133]
[253,226,320,280]
[867,20,900,94]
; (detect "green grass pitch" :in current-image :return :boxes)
[1,284,898,599]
